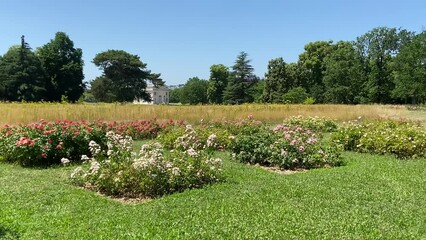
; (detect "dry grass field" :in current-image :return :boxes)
[0,102,423,125]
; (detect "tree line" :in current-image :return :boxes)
[0,33,162,103]
[1,26,425,104]
[173,26,426,105]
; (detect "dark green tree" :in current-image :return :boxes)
[90,76,116,102]
[207,64,229,104]
[180,77,209,105]
[223,52,258,104]
[263,58,291,103]
[0,36,47,101]
[169,87,183,103]
[392,31,426,104]
[322,41,365,103]
[355,27,414,103]
[248,79,265,103]
[297,41,334,103]
[37,32,84,102]
[92,50,163,102]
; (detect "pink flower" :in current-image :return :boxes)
[299,145,305,152]
[290,140,297,145]
[41,153,47,158]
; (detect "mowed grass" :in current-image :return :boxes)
[1,152,425,239]
[0,102,415,125]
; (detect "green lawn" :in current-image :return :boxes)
[1,152,425,239]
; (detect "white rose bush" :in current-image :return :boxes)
[71,130,223,198]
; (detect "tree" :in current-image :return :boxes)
[282,87,310,104]
[392,31,426,104]
[169,87,183,103]
[297,41,334,103]
[37,32,84,102]
[0,36,46,101]
[263,58,291,103]
[248,79,265,103]
[92,50,163,102]
[90,76,116,102]
[355,27,414,103]
[179,77,208,105]
[207,64,229,104]
[322,41,364,103]
[223,52,258,104]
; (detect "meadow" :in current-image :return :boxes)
[0,102,419,125]
[1,103,426,239]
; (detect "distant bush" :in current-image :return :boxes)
[331,119,426,158]
[283,116,338,133]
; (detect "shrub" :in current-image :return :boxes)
[332,119,426,158]
[282,116,338,133]
[71,131,223,198]
[0,120,107,166]
[230,124,343,169]
[0,119,183,167]
[157,124,231,151]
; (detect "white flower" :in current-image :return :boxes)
[61,157,70,165]
[186,148,198,157]
[70,167,83,179]
[171,167,181,176]
[81,155,90,162]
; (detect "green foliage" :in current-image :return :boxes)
[0,119,179,166]
[0,37,47,101]
[90,76,116,102]
[230,124,343,169]
[283,116,338,132]
[332,119,426,158]
[297,41,334,103]
[355,27,414,103]
[92,50,163,102]
[179,77,209,105]
[392,31,426,104]
[169,86,183,103]
[207,64,229,104]
[0,120,107,166]
[37,32,84,102]
[157,125,231,151]
[323,41,364,104]
[71,131,223,198]
[263,58,291,103]
[223,52,258,104]
[282,87,310,104]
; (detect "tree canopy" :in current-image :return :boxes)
[37,32,84,102]
[92,50,163,102]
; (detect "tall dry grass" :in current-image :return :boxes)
[0,102,416,125]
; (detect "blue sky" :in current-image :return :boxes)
[1,0,425,85]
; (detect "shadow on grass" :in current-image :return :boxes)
[0,225,20,239]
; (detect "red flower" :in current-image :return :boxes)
[41,153,47,158]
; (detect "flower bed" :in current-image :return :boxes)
[71,131,223,198]
[331,119,426,158]
[0,119,183,166]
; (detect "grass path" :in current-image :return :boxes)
[1,152,425,239]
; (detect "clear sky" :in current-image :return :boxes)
[0,0,425,85]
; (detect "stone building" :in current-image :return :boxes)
[133,84,170,104]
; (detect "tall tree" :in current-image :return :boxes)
[223,52,257,104]
[355,27,414,103]
[297,41,334,103]
[180,77,209,105]
[322,41,365,103]
[0,36,46,101]
[92,50,163,102]
[90,76,116,102]
[37,32,84,102]
[207,64,229,104]
[392,31,426,104]
[263,58,291,103]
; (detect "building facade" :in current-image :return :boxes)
[133,84,170,104]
